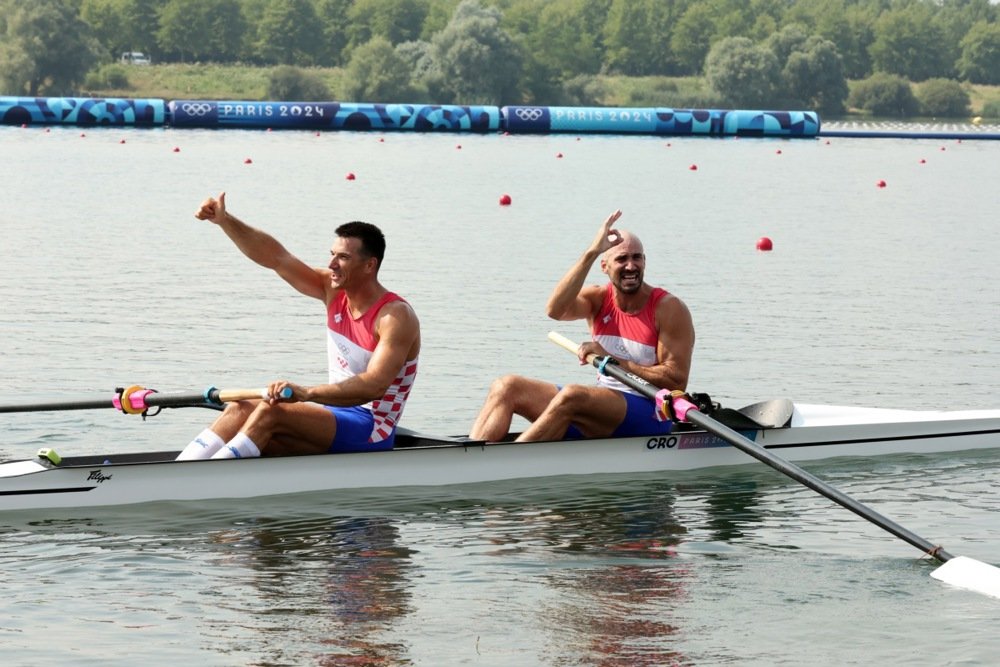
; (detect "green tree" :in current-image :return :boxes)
[428,0,522,105]
[602,0,678,76]
[156,0,246,63]
[915,78,970,118]
[315,0,352,66]
[81,0,159,60]
[957,20,1000,84]
[869,6,954,82]
[0,0,104,95]
[347,0,430,49]
[780,36,848,115]
[255,0,323,65]
[848,72,920,118]
[704,36,781,108]
[671,2,719,75]
[506,0,602,103]
[342,36,414,102]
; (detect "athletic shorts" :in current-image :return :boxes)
[324,405,395,452]
[564,389,673,440]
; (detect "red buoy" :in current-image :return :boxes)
[689,164,698,171]
[756,237,773,252]
[346,172,356,181]
[172,147,180,153]
[243,158,253,164]
[499,193,512,206]
[876,179,887,188]
[556,152,563,158]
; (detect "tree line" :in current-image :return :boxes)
[1,0,998,117]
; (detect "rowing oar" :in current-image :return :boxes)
[548,331,1000,600]
[0,385,290,415]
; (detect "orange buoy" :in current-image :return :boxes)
[756,237,773,252]
[499,193,512,206]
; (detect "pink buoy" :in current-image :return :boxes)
[756,237,773,252]
[499,193,512,206]
[876,179,887,188]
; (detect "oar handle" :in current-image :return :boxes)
[0,386,292,415]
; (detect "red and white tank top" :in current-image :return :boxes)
[326,290,418,442]
[590,283,668,394]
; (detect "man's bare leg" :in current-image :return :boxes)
[516,384,627,442]
[470,375,560,441]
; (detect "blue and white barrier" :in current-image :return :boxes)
[502,106,821,137]
[0,97,165,126]
[1,95,824,138]
[168,100,501,132]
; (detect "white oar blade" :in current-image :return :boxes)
[931,556,1000,599]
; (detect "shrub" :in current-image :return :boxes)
[981,99,1000,120]
[83,63,131,91]
[266,66,331,101]
[915,78,970,118]
[847,73,919,117]
[561,74,610,106]
[625,78,678,107]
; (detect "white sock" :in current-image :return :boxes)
[176,429,225,461]
[211,432,261,459]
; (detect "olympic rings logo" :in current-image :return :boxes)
[180,102,213,116]
[514,107,544,121]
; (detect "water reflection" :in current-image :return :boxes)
[208,515,417,666]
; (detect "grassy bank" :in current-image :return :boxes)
[84,63,1000,119]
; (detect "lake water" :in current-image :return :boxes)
[1,123,999,665]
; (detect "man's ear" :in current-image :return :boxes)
[600,258,609,275]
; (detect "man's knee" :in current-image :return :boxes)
[489,374,529,401]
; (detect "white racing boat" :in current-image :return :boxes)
[4,363,1000,600]
[1,400,998,512]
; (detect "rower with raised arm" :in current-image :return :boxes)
[176,192,420,460]
[469,209,694,442]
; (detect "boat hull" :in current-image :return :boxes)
[1,404,999,511]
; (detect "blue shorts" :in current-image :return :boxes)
[324,406,395,452]
[564,389,673,440]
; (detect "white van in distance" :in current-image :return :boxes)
[121,52,152,65]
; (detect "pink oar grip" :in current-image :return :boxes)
[671,395,699,422]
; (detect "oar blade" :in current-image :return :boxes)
[931,556,1000,600]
